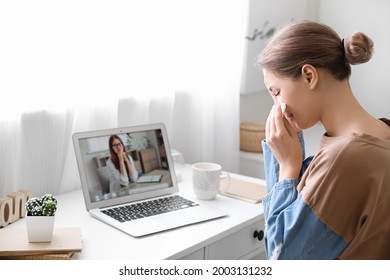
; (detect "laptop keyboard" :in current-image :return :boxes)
[101,195,200,223]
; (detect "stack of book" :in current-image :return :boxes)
[220,176,267,204]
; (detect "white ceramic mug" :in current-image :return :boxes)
[192,162,229,200]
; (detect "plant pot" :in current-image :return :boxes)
[26,216,55,243]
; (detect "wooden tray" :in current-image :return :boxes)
[0,227,82,259]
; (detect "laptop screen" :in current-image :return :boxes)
[73,123,178,210]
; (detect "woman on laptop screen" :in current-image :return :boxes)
[107,135,139,192]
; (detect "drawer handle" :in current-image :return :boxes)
[253,230,264,241]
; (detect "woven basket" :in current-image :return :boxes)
[240,121,265,153]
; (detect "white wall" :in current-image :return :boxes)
[319,0,390,119]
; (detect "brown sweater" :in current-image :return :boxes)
[297,119,390,259]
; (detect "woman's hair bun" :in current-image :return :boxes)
[344,32,374,65]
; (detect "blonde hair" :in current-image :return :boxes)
[257,20,374,80]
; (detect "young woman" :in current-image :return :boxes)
[257,20,390,259]
[107,135,139,192]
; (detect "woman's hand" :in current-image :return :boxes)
[266,102,302,181]
[119,152,131,166]
[121,153,134,176]
[122,153,130,164]
[118,153,124,163]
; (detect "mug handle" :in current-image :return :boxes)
[219,171,230,193]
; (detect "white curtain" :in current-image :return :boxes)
[0,0,247,196]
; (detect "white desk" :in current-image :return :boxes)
[7,165,266,260]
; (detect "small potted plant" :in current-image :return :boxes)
[25,194,57,242]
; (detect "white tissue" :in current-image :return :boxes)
[281,102,287,113]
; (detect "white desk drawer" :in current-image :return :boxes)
[178,248,205,260]
[207,219,265,260]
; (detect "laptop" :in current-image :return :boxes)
[72,123,227,237]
